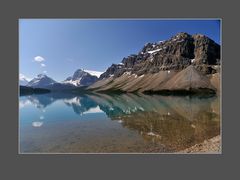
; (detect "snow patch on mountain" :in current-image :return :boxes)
[191,59,196,63]
[62,78,82,86]
[147,48,162,54]
[85,70,103,78]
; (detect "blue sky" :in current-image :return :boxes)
[19,19,220,81]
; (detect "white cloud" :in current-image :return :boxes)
[41,63,46,67]
[32,121,43,127]
[19,73,26,80]
[66,58,74,62]
[19,73,31,81]
[43,70,47,74]
[19,99,31,108]
[34,56,45,62]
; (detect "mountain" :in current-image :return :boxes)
[25,69,101,91]
[27,74,76,90]
[88,32,220,94]
[19,74,30,86]
[27,74,57,88]
[144,65,216,94]
[62,69,99,87]
[159,65,214,90]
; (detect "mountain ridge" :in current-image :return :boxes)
[27,74,57,88]
[25,69,100,90]
[99,32,220,80]
[21,32,220,95]
[88,32,221,94]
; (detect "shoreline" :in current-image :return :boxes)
[179,135,221,153]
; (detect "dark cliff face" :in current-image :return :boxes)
[99,32,220,79]
[80,74,99,86]
[99,64,124,79]
[192,34,220,65]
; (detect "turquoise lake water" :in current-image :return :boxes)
[19,92,220,153]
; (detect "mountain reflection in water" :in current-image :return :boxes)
[19,92,220,153]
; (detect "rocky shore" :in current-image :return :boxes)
[179,135,221,153]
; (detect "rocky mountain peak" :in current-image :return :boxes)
[192,33,207,39]
[72,69,88,80]
[192,34,220,65]
[99,63,124,79]
[173,32,191,38]
[37,74,47,78]
[63,69,99,87]
[99,32,220,79]
[141,43,157,53]
[27,74,57,88]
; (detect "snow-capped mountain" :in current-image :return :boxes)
[84,70,103,78]
[23,69,101,90]
[19,74,30,86]
[62,69,99,87]
[27,74,57,88]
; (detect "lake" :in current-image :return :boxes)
[19,92,220,153]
